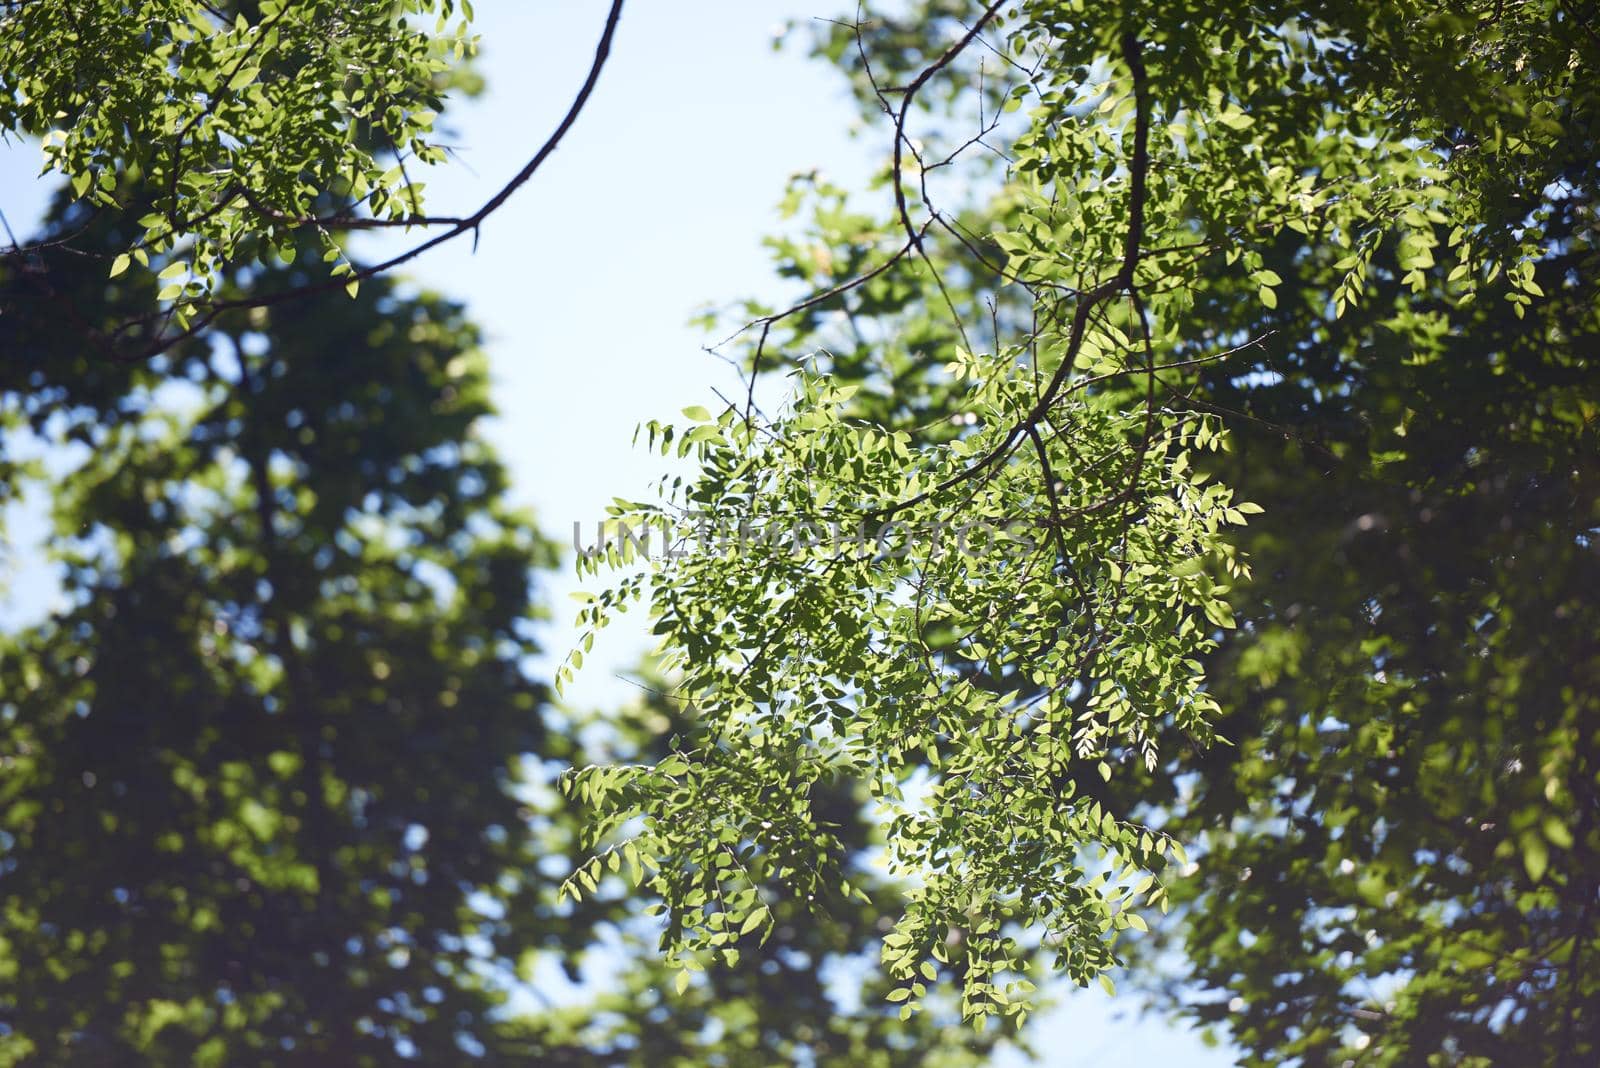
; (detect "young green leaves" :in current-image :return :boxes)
[562,347,1253,1022]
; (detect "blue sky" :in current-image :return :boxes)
[0,2,1233,1063]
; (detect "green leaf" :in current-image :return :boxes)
[739,905,770,936]
[227,66,260,92]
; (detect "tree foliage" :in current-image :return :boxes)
[1,1,472,308]
[1124,96,1600,1066]
[0,0,623,354]
[4,0,1597,1062]
[561,0,1599,1049]
[526,672,1004,1068]
[562,369,1248,1027]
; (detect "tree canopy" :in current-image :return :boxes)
[559,0,1598,1047]
[3,0,1597,1064]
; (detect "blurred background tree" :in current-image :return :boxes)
[0,187,559,1063]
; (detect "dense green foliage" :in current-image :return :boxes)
[0,0,475,324]
[562,372,1248,1028]
[533,674,1003,1068]
[1144,217,1600,1065]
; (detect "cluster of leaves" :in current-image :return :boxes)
[1012,0,1565,304]
[525,669,1005,1068]
[561,340,1256,1025]
[0,0,474,322]
[1102,33,1600,1058]
[1139,232,1600,1063]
